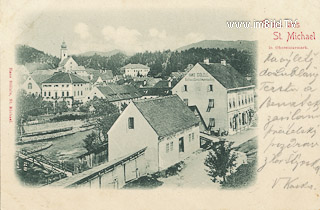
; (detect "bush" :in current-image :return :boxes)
[221,160,257,189]
[50,114,88,122]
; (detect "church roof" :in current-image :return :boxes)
[133,95,199,138]
[59,57,73,67]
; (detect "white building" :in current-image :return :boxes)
[122,63,150,77]
[108,95,200,173]
[172,60,255,135]
[84,84,142,110]
[58,41,86,74]
[20,70,56,96]
[41,72,91,107]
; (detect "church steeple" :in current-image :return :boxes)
[60,40,68,61]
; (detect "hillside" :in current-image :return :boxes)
[16,45,256,82]
[15,45,60,69]
[75,49,125,57]
[176,40,257,53]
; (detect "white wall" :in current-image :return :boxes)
[21,76,41,96]
[108,102,159,173]
[158,125,200,170]
[172,63,228,132]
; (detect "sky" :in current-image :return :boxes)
[16,8,255,57]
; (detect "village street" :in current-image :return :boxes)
[158,128,258,188]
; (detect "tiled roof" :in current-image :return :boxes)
[198,63,252,89]
[133,77,162,88]
[86,70,114,83]
[133,95,200,137]
[97,84,142,102]
[42,72,89,84]
[122,63,149,69]
[153,80,171,89]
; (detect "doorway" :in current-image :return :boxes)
[179,137,184,153]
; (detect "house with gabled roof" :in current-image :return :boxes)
[82,69,114,85]
[41,72,90,107]
[20,70,56,96]
[122,63,150,77]
[108,95,200,173]
[172,60,255,135]
[83,84,142,110]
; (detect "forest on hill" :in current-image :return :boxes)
[16,45,256,81]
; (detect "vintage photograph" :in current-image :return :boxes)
[14,8,258,189]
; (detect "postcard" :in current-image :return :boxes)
[1,0,319,209]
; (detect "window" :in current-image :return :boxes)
[81,91,83,96]
[67,92,69,97]
[233,98,236,108]
[192,133,194,140]
[66,85,69,87]
[62,85,64,87]
[229,100,232,108]
[54,85,59,87]
[28,83,32,89]
[238,96,241,106]
[74,91,76,96]
[182,85,188,92]
[183,99,188,105]
[208,118,215,129]
[44,92,46,96]
[170,142,173,151]
[78,91,80,96]
[128,117,134,129]
[48,91,51,96]
[55,92,57,98]
[166,143,170,153]
[189,134,192,142]
[208,84,213,92]
[245,95,248,104]
[207,99,214,112]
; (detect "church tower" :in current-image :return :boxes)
[60,40,68,61]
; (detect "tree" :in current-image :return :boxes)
[82,98,120,153]
[204,139,238,184]
[83,131,101,152]
[120,103,128,112]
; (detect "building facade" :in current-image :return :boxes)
[108,95,200,173]
[41,72,91,107]
[172,61,255,135]
[122,63,150,77]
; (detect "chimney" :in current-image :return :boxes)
[221,59,226,66]
[204,58,210,64]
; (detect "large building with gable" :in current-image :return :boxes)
[108,95,200,173]
[41,72,90,107]
[172,60,255,135]
[122,63,150,77]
